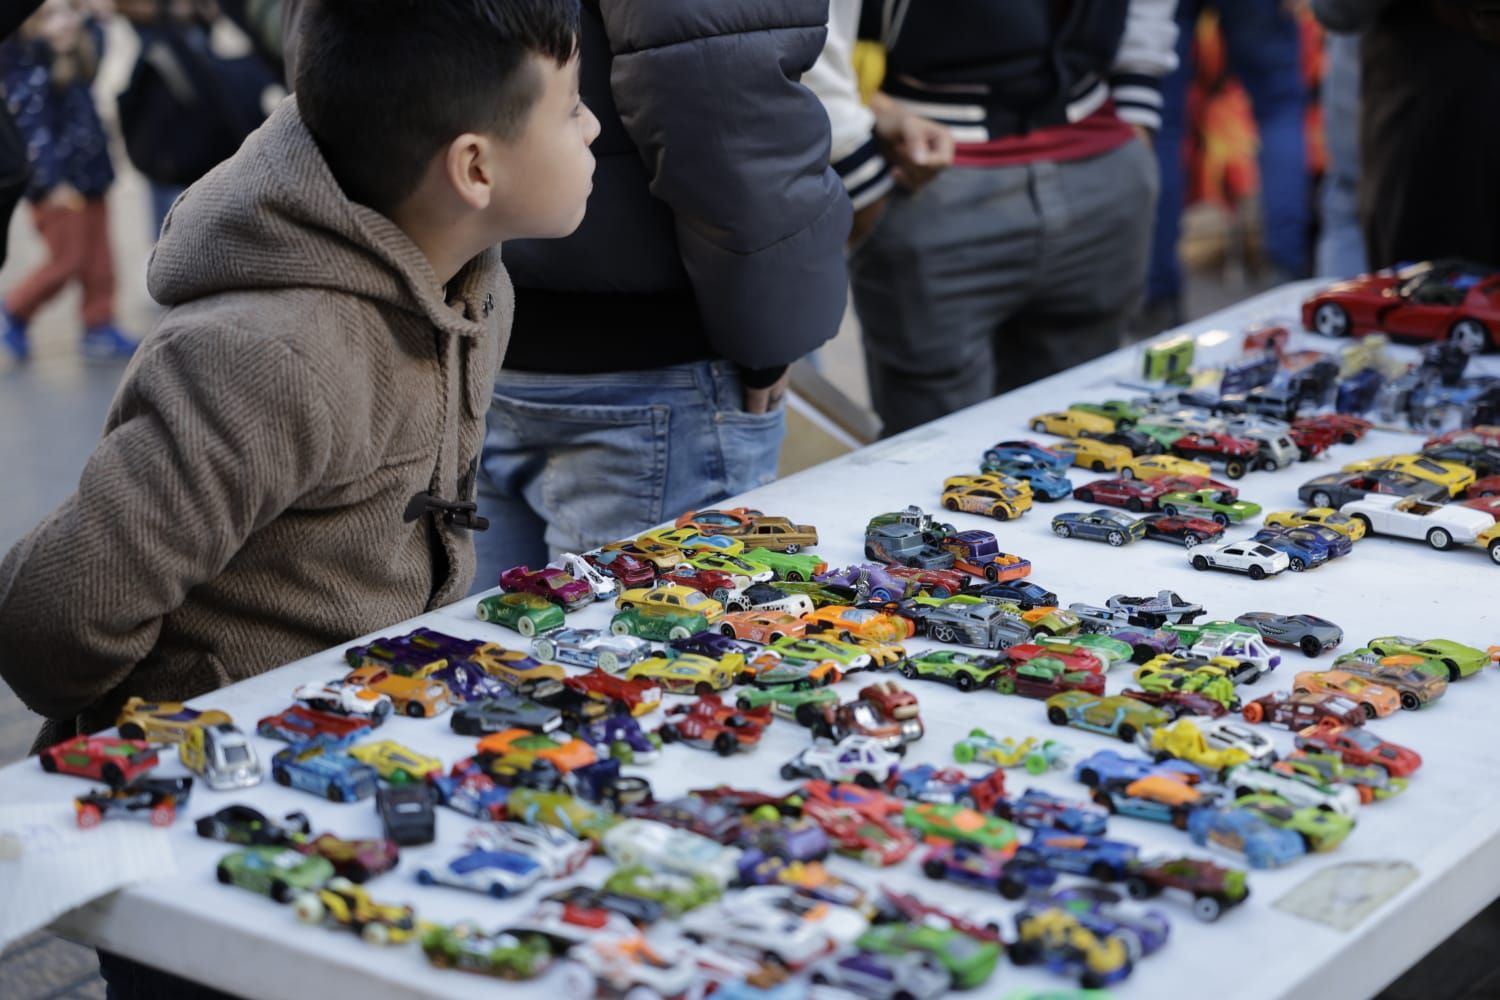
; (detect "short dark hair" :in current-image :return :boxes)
[297,0,579,213]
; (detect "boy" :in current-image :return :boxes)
[0,0,599,755]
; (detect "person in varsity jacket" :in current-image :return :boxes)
[849,0,1179,437]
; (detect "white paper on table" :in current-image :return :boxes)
[0,801,177,950]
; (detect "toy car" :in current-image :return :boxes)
[658,694,769,756]
[343,665,452,719]
[617,581,724,620]
[467,822,593,877]
[576,713,662,765]
[416,844,544,899]
[531,628,651,674]
[1279,752,1408,805]
[293,878,416,945]
[450,692,563,736]
[903,802,1019,854]
[500,565,594,612]
[602,818,742,887]
[113,697,231,744]
[378,784,436,846]
[292,678,393,721]
[795,806,915,869]
[583,547,658,587]
[195,805,310,846]
[419,922,554,980]
[1264,507,1368,542]
[600,865,719,918]
[1303,261,1499,351]
[736,547,829,583]
[75,776,192,829]
[1341,493,1493,550]
[1332,653,1448,709]
[1130,511,1225,548]
[680,885,868,971]
[1232,792,1356,851]
[1233,611,1343,658]
[610,606,711,642]
[941,479,1031,519]
[890,765,1009,816]
[1008,829,1141,887]
[982,439,1070,470]
[995,789,1107,836]
[905,600,1032,651]
[1036,633,1134,670]
[1223,763,1362,818]
[1293,723,1422,777]
[717,610,810,646]
[173,723,260,791]
[781,735,901,787]
[808,683,923,751]
[476,591,567,636]
[954,731,1071,775]
[1344,453,1476,497]
[1032,409,1116,438]
[808,949,951,1000]
[993,657,1106,699]
[343,627,478,676]
[1091,774,1216,829]
[1241,690,1367,730]
[505,788,621,846]
[1365,635,1492,681]
[731,685,839,727]
[1045,692,1171,744]
[477,727,597,776]
[1189,540,1289,579]
[270,744,379,802]
[864,523,957,570]
[345,739,440,784]
[1157,487,1261,527]
[919,840,1013,894]
[1050,435,1136,473]
[216,846,335,903]
[560,668,661,717]
[855,922,1002,991]
[1187,805,1306,869]
[1050,509,1146,546]
[1298,470,1447,510]
[297,832,400,882]
[804,604,914,644]
[978,456,1074,501]
[1120,454,1213,481]
[424,661,512,704]
[1293,670,1400,718]
[1124,857,1248,922]
[1072,749,1201,792]
[899,649,1006,691]
[1169,432,1260,479]
[658,564,743,606]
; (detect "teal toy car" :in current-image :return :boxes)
[1044,691,1171,743]
[856,923,1002,990]
[901,649,1009,691]
[1157,488,1262,525]
[603,865,720,917]
[476,592,566,637]
[609,607,710,641]
[740,548,827,582]
[1364,635,1492,681]
[217,846,335,903]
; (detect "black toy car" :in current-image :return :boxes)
[1104,591,1204,628]
[377,783,436,846]
[76,777,193,829]
[195,804,312,846]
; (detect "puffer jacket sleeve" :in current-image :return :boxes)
[0,329,333,722]
[597,0,853,370]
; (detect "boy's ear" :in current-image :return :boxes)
[443,133,501,211]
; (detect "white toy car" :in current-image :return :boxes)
[1196,718,1278,765]
[532,628,654,673]
[1339,493,1494,550]
[1189,540,1290,580]
[511,899,636,945]
[414,845,545,898]
[464,822,591,878]
[1223,417,1299,470]
[557,933,698,999]
[549,552,621,599]
[1189,632,1280,683]
[1223,764,1361,818]
[737,584,815,617]
[602,819,742,888]
[779,735,901,787]
[292,678,393,720]
[678,885,868,969]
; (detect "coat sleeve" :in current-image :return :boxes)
[1109,0,1180,132]
[0,330,333,721]
[597,0,853,370]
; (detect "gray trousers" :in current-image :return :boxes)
[849,138,1159,437]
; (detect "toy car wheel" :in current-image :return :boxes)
[327,784,345,804]
[1124,875,1154,900]
[853,772,879,789]
[1489,539,1500,565]
[1182,532,1202,549]
[670,626,694,641]
[361,922,390,947]
[1009,940,1039,965]
[1360,702,1378,720]
[785,570,806,582]
[1191,555,1209,571]
[1121,467,1137,479]
[900,663,919,680]
[1242,702,1264,723]
[1116,724,1137,744]
[533,638,557,661]
[1047,707,1069,726]
[955,671,976,692]
[779,763,800,781]
[1088,861,1118,882]
[713,732,739,757]
[517,616,537,638]
[273,768,290,786]
[293,893,325,924]
[609,619,633,637]
[1299,636,1323,658]
[102,763,124,788]
[555,961,595,997]
[150,803,175,827]
[922,858,947,879]
[1106,531,1125,547]
[1213,513,1230,527]
[1426,527,1453,551]
[270,879,292,903]
[943,498,959,512]
[1225,460,1246,480]
[1449,318,1491,353]
[1248,565,1266,580]
[1192,893,1225,922]
[1309,490,1333,510]
[405,702,426,718]
[76,803,102,829]
[1053,523,1072,538]
[1312,302,1350,337]
[1289,557,1305,573]
[118,722,146,741]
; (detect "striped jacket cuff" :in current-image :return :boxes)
[1109,72,1165,131]
[834,135,895,211]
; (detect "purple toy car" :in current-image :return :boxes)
[1108,627,1182,665]
[996,789,1109,836]
[735,850,869,910]
[345,627,489,675]
[809,949,951,999]
[425,661,510,703]
[815,564,918,603]
[666,630,754,661]
[578,713,661,765]
[735,817,830,862]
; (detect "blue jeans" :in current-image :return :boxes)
[472,361,785,593]
[1147,0,1309,305]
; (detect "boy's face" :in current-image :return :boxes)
[490,52,599,240]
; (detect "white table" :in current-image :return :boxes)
[9,281,1500,1000]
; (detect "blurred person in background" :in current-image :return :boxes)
[1145,1,1310,330]
[849,1,1178,437]
[1315,30,1366,277]
[1314,0,1500,269]
[1,0,136,361]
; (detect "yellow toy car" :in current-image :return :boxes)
[344,665,453,719]
[838,635,908,670]
[1293,669,1401,718]
[293,878,416,945]
[1147,719,1249,772]
[616,583,724,621]
[116,697,232,743]
[1262,507,1367,541]
[940,482,1030,521]
[624,654,740,695]
[638,527,747,556]
[600,539,685,572]
[467,644,566,686]
[1121,454,1213,481]
[1048,437,1133,473]
[1341,454,1475,497]
[348,740,442,783]
[1029,410,1116,439]
[943,472,1032,496]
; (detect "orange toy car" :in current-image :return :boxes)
[803,605,916,643]
[476,728,598,773]
[718,611,810,645]
[343,666,453,719]
[1292,670,1401,719]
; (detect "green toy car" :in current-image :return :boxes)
[216,846,334,903]
[774,580,859,608]
[609,606,710,642]
[1364,635,1492,682]
[1163,619,1259,648]
[1134,664,1238,711]
[1158,488,1262,525]
[1232,794,1355,852]
[603,865,720,917]
[1133,420,1191,448]
[476,592,566,637]
[1044,691,1172,743]
[684,551,775,588]
[901,649,1009,691]
[856,923,1002,990]
[1037,634,1133,669]
[420,922,553,980]
[739,548,827,582]
[735,685,840,724]
[1069,400,1145,428]
[767,635,874,673]
[902,802,1019,853]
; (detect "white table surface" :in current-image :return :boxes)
[9,281,1500,1000]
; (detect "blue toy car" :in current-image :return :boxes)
[1282,525,1353,560]
[983,440,1071,471]
[1073,750,1201,790]
[1186,806,1306,869]
[270,743,378,802]
[996,789,1109,837]
[970,579,1059,610]
[1051,510,1147,546]
[984,456,1074,500]
[430,771,509,821]
[890,764,1001,809]
[1011,829,1140,882]
[1336,368,1385,415]
[667,630,753,660]
[1250,528,1330,572]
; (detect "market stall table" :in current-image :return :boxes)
[6,281,1500,1000]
